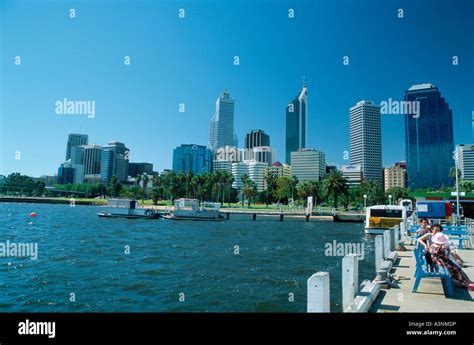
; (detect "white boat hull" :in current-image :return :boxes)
[364,227,391,235]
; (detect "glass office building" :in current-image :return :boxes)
[286,83,307,164]
[100,142,130,184]
[172,144,212,174]
[405,84,454,189]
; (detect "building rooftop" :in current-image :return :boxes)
[408,83,435,91]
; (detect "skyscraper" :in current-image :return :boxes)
[459,144,474,182]
[244,129,270,149]
[209,90,238,151]
[290,148,326,182]
[100,142,130,184]
[172,144,212,174]
[405,84,454,189]
[65,134,88,160]
[83,145,103,175]
[349,100,382,185]
[285,83,307,164]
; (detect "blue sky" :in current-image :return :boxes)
[1,0,473,177]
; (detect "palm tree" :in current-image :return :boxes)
[110,175,118,198]
[323,170,349,209]
[264,171,276,207]
[243,179,257,207]
[135,174,142,201]
[224,171,235,207]
[142,173,149,203]
[185,170,194,198]
[240,174,249,206]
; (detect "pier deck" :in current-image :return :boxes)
[371,244,474,312]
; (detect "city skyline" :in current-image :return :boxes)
[1,0,473,177]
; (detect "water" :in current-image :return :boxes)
[0,203,375,312]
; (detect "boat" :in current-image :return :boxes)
[333,212,365,223]
[163,198,222,221]
[97,198,162,219]
[364,205,407,234]
[399,199,413,216]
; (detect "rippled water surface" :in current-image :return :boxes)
[0,203,375,312]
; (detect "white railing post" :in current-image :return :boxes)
[342,254,359,312]
[383,230,391,259]
[307,272,330,312]
[375,235,383,271]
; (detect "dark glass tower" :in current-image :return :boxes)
[405,84,454,190]
[285,84,307,164]
[244,129,270,149]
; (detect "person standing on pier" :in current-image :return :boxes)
[416,218,431,236]
[418,224,474,291]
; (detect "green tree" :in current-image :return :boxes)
[323,170,349,209]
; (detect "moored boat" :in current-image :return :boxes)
[97,198,162,219]
[364,205,407,234]
[164,198,222,221]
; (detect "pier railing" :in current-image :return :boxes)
[307,227,401,313]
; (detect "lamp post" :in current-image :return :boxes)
[389,195,392,205]
[454,145,460,219]
[363,194,367,209]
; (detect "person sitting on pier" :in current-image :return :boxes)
[419,224,474,291]
[416,218,431,236]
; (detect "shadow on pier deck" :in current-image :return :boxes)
[371,244,474,312]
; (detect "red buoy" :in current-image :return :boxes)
[29,212,37,218]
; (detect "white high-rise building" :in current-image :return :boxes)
[350,100,382,185]
[342,164,363,186]
[243,146,276,166]
[290,149,326,182]
[231,160,267,192]
[209,90,238,151]
[459,144,474,182]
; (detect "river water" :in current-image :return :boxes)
[0,203,375,312]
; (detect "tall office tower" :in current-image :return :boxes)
[100,142,130,184]
[69,145,85,183]
[405,84,454,189]
[458,144,474,182]
[83,145,103,175]
[209,90,238,151]
[290,148,326,182]
[244,129,270,149]
[349,100,382,185]
[172,144,212,174]
[286,83,307,164]
[65,134,88,160]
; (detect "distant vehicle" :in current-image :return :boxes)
[365,205,407,234]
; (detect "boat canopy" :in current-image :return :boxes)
[107,198,137,209]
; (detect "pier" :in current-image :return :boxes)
[371,244,474,312]
[307,225,474,313]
